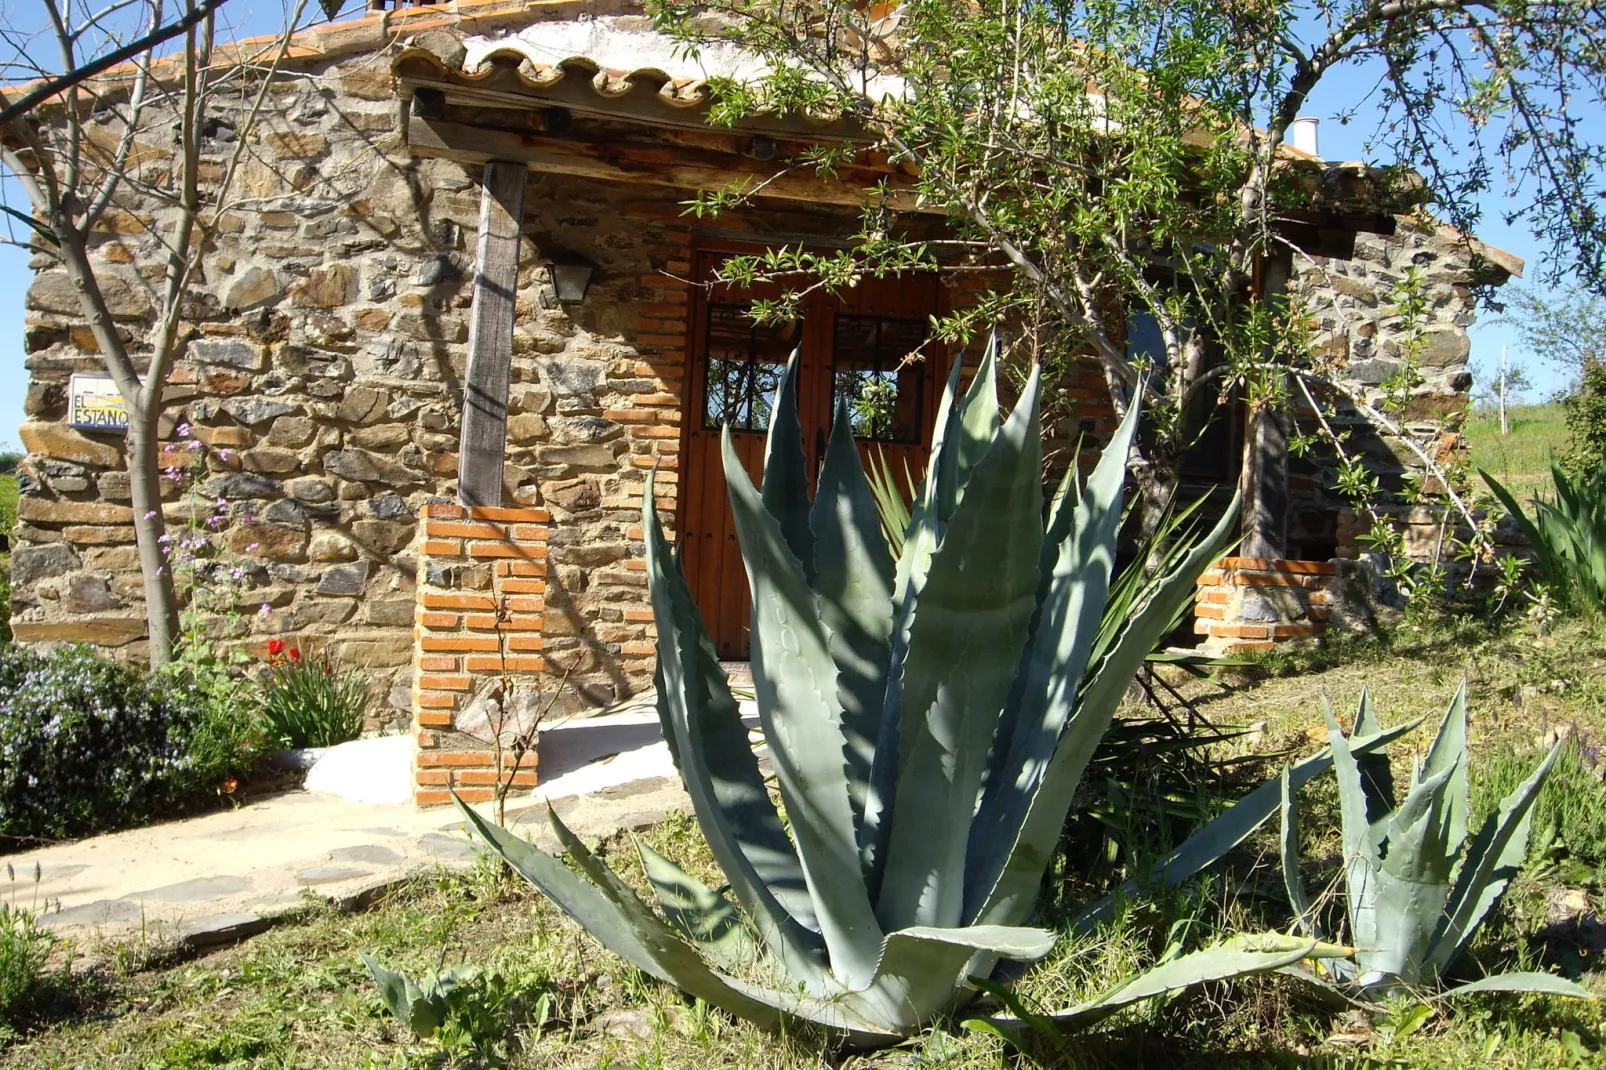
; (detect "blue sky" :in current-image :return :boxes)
[0,3,1583,452]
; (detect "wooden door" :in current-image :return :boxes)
[679,246,946,660]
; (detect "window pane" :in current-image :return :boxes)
[702,304,798,432]
[832,315,926,443]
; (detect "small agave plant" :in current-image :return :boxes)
[361,953,480,1039]
[459,338,1319,1044]
[1279,684,1594,1001]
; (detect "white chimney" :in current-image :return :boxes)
[1290,117,1321,158]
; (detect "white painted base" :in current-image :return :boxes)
[303,734,415,805]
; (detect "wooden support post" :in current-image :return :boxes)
[458,160,527,508]
[1240,248,1293,560]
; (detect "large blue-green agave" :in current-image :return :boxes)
[460,338,1336,1043]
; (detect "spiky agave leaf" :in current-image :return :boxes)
[877,365,1046,931]
[637,840,757,973]
[1073,714,1423,932]
[1425,738,1564,975]
[986,934,1325,1031]
[641,469,825,979]
[811,399,895,853]
[972,483,1241,928]
[452,799,785,1028]
[721,426,885,988]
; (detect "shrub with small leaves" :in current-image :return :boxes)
[0,644,265,841]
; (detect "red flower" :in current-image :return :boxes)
[288,647,302,663]
[267,639,285,656]
[221,777,239,794]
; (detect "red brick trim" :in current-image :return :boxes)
[410,505,549,805]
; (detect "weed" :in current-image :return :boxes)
[0,901,52,1029]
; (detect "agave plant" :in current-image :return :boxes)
[1483,461,1606,614]
[1278,684,1593,1001]
[459,338,1322,1044]
[361,954,480,1038]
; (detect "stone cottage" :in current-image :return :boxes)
[6,0,1517,800]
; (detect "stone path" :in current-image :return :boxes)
[1,693,725,953]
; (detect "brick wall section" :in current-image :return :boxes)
[411,503,548,805]
[1194,557,1338,655]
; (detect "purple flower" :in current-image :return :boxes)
[246,543,260,552]
[176,422,191,437]
[144,510,157,519]
[258,603,271,618]
[219,449,232,461]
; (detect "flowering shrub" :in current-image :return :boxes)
[258,641,372,749]
[0,644,266,841]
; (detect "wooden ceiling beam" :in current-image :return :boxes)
[404,115,928,211]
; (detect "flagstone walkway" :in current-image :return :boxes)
[1,694,723,954]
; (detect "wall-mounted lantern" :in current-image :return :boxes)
[544,249,596,305]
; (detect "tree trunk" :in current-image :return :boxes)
[1128,436,1181,551]
[126,404,181,666]
[1240,248,1293,560]
[1239,400,1289,560]
[53,227,182,667]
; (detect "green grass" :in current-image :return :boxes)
[1464,404,1570,502]
[3,616,1606,1067]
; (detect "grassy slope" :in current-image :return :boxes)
[1463,403,1570,502]
[4,616,1606,1068]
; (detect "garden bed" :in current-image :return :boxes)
[3,614,1604,1066]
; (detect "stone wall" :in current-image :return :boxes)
[1285,217,1498,559]
[12,35,707,716]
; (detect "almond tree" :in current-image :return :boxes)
[651,0,1606,554]
[0,0,323,664]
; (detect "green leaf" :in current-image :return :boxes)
[1325,698,1383,965]
[866,446,914,556]
[723,428,884,988]
[1420,681,1470,858]
[863,352,967,895]
[974,487,1239,928]
[1280,766,1318,938]
[361,953,445,1038]
[1352,685,1397,828]
[637,840,757,973]
[878,366,1045,930]
[966,385,1142,919]
[850,923,1057,1035]
[811,400,895,852]
[1073,716,1422,931]
[945,331,1000,510]
[642,472,824,972]
[1010,935,1318,1029]
[1363,761,1459,986]
[1427,740,1564,974]
[1436,972,1598,1000]
[762,348,814,579]
[454,796,785,1026]
[0,204,57,246]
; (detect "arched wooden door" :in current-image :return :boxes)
[678,244,947,660]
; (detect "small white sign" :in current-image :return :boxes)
[68,373,129,433]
